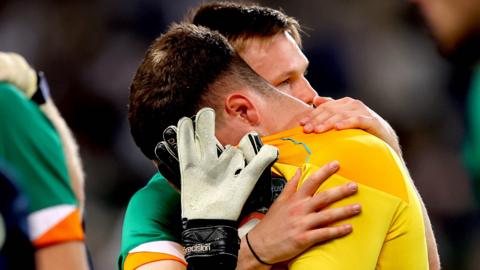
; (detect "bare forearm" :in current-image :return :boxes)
[405,165,440,269]
[382,121,402,158]
[236,236,271,270]
[40,99,85,212]
[35,241,89,270]
[421,203,441,270]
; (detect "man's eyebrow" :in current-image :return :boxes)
[276,61,310,81]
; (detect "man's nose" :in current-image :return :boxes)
[297,79,318,105]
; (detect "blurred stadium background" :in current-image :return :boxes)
[1,0,479,269]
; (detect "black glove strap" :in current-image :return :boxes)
[182,219,239,270]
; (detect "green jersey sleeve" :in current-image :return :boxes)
[119,172,183,270]
[0,83,83,247]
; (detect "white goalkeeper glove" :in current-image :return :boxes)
[0,52,50,105]
[0,52,37,98]
[178,107,278,269]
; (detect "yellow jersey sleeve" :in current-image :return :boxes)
[263,128,428,270]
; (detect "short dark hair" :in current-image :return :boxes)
[189,1,302,52]
[128,23,272,159]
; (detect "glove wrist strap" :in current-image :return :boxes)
[182,219,239,270]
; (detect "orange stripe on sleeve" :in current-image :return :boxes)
[33,209,84,248]
[124,252,187,270]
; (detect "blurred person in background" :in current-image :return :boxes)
[409,0,480,268]
[120,2,439,270]
[0,52,89,270]
[411,0,480,205]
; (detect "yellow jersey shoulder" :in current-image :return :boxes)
[263,128,410,203]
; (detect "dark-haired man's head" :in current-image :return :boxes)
[190,1,301,52]
[128,24,310,159]
[189,2,318,104]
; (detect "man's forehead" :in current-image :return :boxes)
[241,31,297,57]
[239,31,308,81]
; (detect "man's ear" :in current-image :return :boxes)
[224,93,260,125]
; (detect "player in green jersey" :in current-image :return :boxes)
[0,52,89,270]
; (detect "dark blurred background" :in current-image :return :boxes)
[1,0,479,269]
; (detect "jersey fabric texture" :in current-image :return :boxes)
[0,83,83,248]
[262,127,428,269]
[119,172,184,270]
